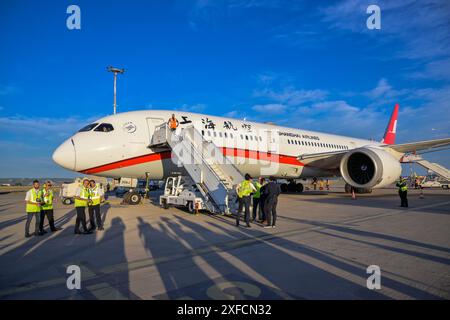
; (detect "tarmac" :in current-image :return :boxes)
[0,186,449,300]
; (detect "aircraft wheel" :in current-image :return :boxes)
[280,183,288,193]
[187,201,195,213]
[63,198,73,205]
[296,183,304,193]
[344,183,352,193]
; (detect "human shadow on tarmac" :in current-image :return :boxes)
[136,213,382,299]
[198,216,444,299]
[277,215,450,254]
[0,208,134,299]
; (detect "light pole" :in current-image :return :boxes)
[107,66,125,114]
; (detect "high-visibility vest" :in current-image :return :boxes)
[396,180,408,192]
[26,188,42,213]
[74,187,90,207]
[169,118,178,129]
[253,182,262,199]
[41,189,54,210]
[89,186,101,206]
[238,180,253,198]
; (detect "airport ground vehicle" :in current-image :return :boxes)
[419,175,449,189]
[159,176,207,213]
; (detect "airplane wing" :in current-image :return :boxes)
[298,150,347,169]
[383,137,450,154]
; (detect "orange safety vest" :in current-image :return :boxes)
[169,118,178,129]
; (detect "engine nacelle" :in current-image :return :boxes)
[340,147,402,189]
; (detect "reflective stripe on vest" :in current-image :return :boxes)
[90,186,101,206]
[74,187,90,207]
[26,188,41,213]
[238,180,253,198]
[397,180,408,192]
[41,190,53,210]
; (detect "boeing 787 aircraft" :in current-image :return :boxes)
[53,104,450,192]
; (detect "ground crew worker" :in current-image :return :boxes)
[74,179,93,234]
[312,177,317,190]
[236,173,256,228]
[167,114,179,131]
[326,179,330,191]
[396,176,409,208]
[24,180,43,237]
[263,176,281,229]
[251,177,263,222]
[39,181,60,233]
[88,180,104,231]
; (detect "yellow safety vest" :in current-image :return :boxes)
[74,187,90,207]
[253,182,262,199]
[26,188,42,213]
[396,180,408,192]
[41,189,54,210]
[89,186,101,206]
[238,180,253,198]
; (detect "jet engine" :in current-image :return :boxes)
[340,147,402,189]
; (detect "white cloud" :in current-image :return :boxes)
[252,103,287,114]
[254,87,328,106]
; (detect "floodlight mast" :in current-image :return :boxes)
[107,66,125,114]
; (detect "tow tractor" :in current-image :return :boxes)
[159,176,207,213]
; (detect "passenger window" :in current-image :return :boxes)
[219,132,222,138]
[213,131,217,137]
[240,134,243,140]
[250,136,253,141]
[207,131,211,136]
[230,133,234,139]
[224,132,227,138]
[202,130,205,136]
[94,123,114,132]
[245,135,248,140]
[78,123,98,132]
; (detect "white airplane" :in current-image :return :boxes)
[53,104,450,191]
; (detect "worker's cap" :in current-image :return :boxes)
[245,173,252,180]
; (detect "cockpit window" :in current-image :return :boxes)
[78,123,98,132]
[94,123,114,132]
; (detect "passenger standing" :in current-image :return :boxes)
[396,176,409,208]
[167,114,179,131]
[24,180,43,237]
[259,179,268,223]
[251,177,263,222]
[263,176,281,229]
[88,180,104,231]
[236,173,257,228]
[74,179,93,234]
[39,181,60,233]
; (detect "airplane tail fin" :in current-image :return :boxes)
[381,103,399,145]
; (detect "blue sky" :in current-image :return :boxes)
[0,0,449,178]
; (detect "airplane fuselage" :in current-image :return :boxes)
[52,110,381,180]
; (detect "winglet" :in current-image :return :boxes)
[381,103,399,145]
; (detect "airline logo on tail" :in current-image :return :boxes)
[381,103,399,145]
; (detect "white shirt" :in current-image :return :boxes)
[25,188,40,202]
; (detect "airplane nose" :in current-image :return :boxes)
[52,139,76,171]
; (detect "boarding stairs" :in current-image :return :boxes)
[401,154,450,181]
[150,123,244,214]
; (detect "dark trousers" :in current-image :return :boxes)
[25,212,40,235]
[252,197,260,220]
[399,190,408,207]
[265,198,278,226]
[88,204,102,230]
[236,196,251,226]
[39,209,56,232]
[259,196,266,221]
[75,206,88,232]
